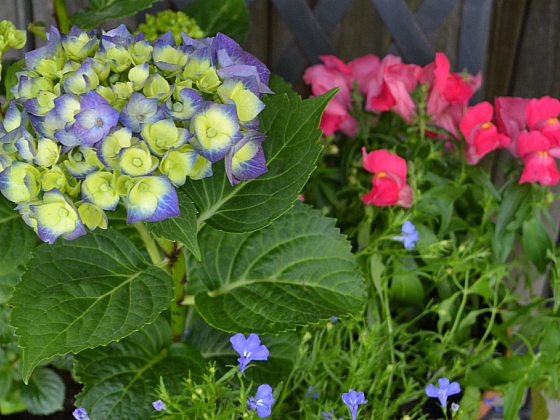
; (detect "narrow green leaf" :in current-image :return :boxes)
[0,194,36,275]
[494,183,531,239]
[458,385,481,420]
[74,317,206,420]
[184,0,249,43]
[70,0,160,30]
[148,191,201,260]
[188,202,365,333]
[531,388,549,420]
[183,89,336,233]
[522,217,553,273]
[503,378,527,420]
[20,368,65,415]
[9,229,173,382]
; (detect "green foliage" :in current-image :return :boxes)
[70,0,161,30]
[74,317,207,420]
[187,202,365,333]
[10,229,174,382]
[184,0,250,44]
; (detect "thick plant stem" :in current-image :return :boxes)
[170,248,187,343]
[53,0,70,34]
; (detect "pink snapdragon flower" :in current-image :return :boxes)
[420,52,482,137]
[525,96,560,147]
[459,101,510,164]
[303,55,357,137]
[350,54,420,122]
[517,130,560,186]
[494,96,530,157]
[361,148,412,207]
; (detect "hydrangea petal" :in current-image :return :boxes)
[125,175,179,223]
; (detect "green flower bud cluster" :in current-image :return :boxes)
[0,20,26,80]
[135,10,204,44]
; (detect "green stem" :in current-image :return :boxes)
[134,222,164,266]
[53,0,70,34]
[447,271,470,343]
[170,248,187,343]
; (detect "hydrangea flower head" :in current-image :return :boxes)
[341,389,368,420]
[247,384,275,418]
[0,26,271,243]
[425,377,461,408]
[230,332,269,372]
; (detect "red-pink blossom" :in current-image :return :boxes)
[525,96,560,147]
[420,52,482,138]
[459,102,511,164]
[361,148,412,207]
[517,130,560,186]
[494,96,530,157]
[303,55,358,137]
[356,54,420,122]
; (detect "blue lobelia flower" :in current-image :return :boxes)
[190,102,242,163]
[73,91,119,146]
[321,410,343,420]
[230,333,269,373]
[247,384,275,418]
[125,175,180,224]
[72,407,90,420]
[425,377,461,408]
[225,129,267,186]
[152,399,167,411]
[342,389,368,420]
[392,220,419,250]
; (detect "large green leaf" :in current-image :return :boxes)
[9,228,173,382]
[70,0,160,30]
[74,317,206,420]
[182,87,336,233]
[0,194,36,276]
[184,0,249,44]
[148,191,201,260]
[187,202,365,333]
[20,367,65,415]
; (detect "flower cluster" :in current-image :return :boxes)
[0,20,26,77]
[305,51,560,209]
[134,10,204,44]
[0,25,271,243]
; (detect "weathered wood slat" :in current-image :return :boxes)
[370,0,434,65]
[269,0,336,64]
[272,0,353,84]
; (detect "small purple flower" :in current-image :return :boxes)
[73,91,119,145]
[425,377,461,408]
[152,399,167,411]
[230,333,269,373]
[342,389,368,420]
[306,385,319,399]
[321,410,343,420]
[247,384,274,418]
[451,402,460,413]
[72,407,90,420]
[331,316,339,323]
[392,220,419,250]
